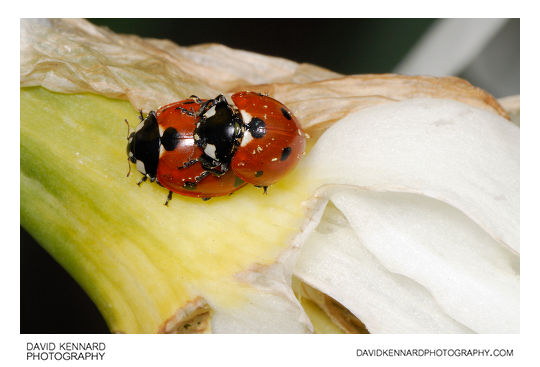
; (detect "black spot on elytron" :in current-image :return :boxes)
[247,117,266,138]
[281,107,292,120]
[255,170,263,177]
[234,176,245,187]
[280,146,292,161]
[161,127,179,151]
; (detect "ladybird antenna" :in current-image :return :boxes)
[126,158,132,177]
[125,118,132,177]
[124,118,131,139]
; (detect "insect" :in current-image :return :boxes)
[126,92,306,204]
[228,91,306,190]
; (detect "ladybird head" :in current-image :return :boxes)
[126,132,136,163]
[126,111,160,181]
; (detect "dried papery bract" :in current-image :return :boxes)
[242,74,510,139]
[20,19,340,114]
[498,95,520,126]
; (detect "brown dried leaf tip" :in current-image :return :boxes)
[159,297,212,334]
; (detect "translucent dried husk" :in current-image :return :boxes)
[20,18,519,333]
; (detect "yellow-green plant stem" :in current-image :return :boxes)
[21,87,324,333]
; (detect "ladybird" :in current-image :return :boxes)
[229,91,306,189]
[126,98,247,204]
[126,92,306,204]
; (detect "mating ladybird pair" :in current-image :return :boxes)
[126,91,306,204]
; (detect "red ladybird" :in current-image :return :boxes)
[229,91,306,189]
[126,98,246,204]
[126,92,306,204]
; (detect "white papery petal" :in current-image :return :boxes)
[295,201,473,333]
[295,98,519,333]
[304,98,519,253]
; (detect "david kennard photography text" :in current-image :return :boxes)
[27,342,106,361]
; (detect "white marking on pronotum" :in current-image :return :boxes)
[135,120,145,133]
[127,139,134,158]
[240,109,252,124]
[158,124,164,137]
[159,145,166,158]
[241,130,254,147]
[204,144,217,159]
[204,105,217,118]
[136,160,146,174]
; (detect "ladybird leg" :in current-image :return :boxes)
[126,158,132,177]
[183,170,211,189]
[137,175,148,186]
[176,94,221,117]
[138,110,144,121]
[189,95,203,103]
[178,159,198,170]
[201,197,211,201]
[176,106,196,116]
[205,166,227,177]
[197,155,228,177]
[193,95,226,118]
[194,170,211,183]
[195,98,216,117]
[164,191,173,206]
[124,118,132,137]
[255,185,268,194]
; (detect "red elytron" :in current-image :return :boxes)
[230,92,306,188]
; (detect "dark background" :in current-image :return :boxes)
[20,18,437,333]
[90,18,436,75]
